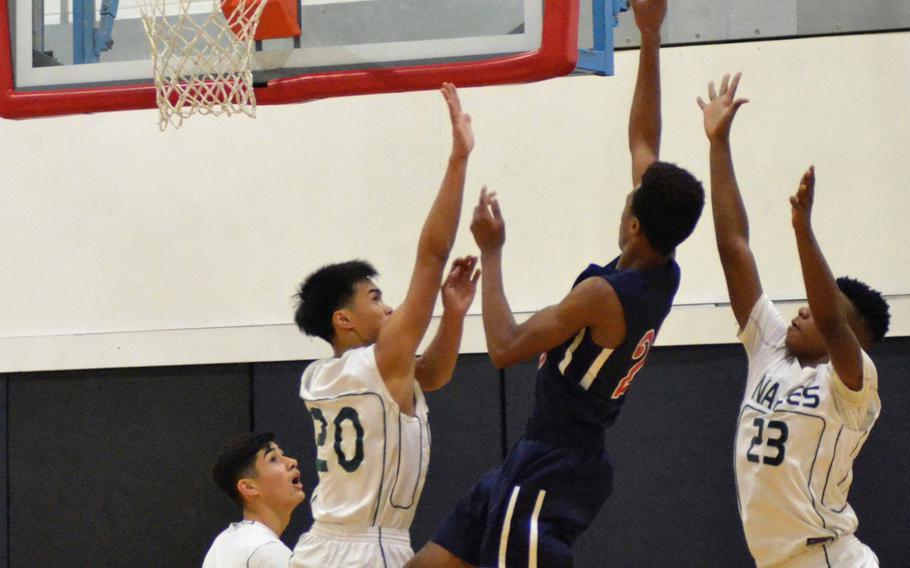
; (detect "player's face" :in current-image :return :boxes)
[251,443,306,511]
[785,305,828,362]
[349,279,393,344]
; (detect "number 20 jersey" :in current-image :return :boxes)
[299,345,430,530]
[735,295,880,567]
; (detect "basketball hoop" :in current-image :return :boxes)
[138,0,299,130]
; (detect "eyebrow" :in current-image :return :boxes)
[263,444,278,458]
[369,288,382,296]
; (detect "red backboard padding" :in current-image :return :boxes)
[0,0,578,119]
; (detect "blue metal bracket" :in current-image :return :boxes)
[94,0,121,58]
[73,0,120,64]
[576,0,628,76]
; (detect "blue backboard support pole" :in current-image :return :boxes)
[576,0,628,76]
[73,0,96,63]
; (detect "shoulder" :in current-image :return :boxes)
[566,276,622,314]
[300,347,381,399]
[738,294,789,359]
[248,540,292,568]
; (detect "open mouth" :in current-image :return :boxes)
[291,473,302,488]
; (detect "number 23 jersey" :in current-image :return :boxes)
[735,295,880,567]
[300,345,430,530]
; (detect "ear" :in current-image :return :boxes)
[629,216,642,236]
[236,478,258,499]
[333,309,355,333]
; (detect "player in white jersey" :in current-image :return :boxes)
[203,432,306,568]
[699,73,891,567]
[289,83,479,568]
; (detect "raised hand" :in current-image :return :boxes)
[441,256,480,316]
[441,82,474,160]
[790,166,816,230]
[698,72,749,143]
[632,0,667,35]
[470,186,505,253]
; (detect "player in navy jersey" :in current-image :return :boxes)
[407,1,704,567]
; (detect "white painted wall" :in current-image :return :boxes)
[1,32,908,371]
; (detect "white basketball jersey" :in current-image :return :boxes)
[735,295,880,567]
[299,345,430,530]
[201,520,291,568]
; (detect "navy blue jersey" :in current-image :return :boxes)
[526,256,680,442]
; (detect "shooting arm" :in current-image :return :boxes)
[481,250,621,369]
[628,0,666,186]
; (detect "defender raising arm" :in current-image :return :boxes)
[699,73,889,568]
[291,83,478,568]
[697,71,758,329]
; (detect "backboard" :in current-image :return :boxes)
[0,0,592,118]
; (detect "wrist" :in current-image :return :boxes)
[449,150,470,164]
[441,306,468,321]
[792,220,813,236]
[480,246,503,258]
[708,134,731,146]
[639,30,662,46]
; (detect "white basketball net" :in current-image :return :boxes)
[138,0,267,130]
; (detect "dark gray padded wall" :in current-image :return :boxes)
[0,376,6,568]
[413,354,502,547]
[252,355,503,550]
[849,338,910,566]
[7,365,249,568]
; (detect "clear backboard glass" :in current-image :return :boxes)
[20,0,542,89]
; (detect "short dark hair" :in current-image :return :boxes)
[837,276,890,343]
[294,260,378,342]
[212,432,275,506]
[632,161,705,255]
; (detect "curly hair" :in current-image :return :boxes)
[294,260,378,342]
[837,276,890,343]
[632,161,705,255]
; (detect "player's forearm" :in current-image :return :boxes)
[793,224,844,334]
[417,155,468,265]
[479,249,520,368]
[628,33,662,165]
[709,140,751,250]
[414,310,465,391]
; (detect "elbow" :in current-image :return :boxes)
[488,345,519,370]
[716,239,750,261]
[420,375,450,393]
[417,236,453,266]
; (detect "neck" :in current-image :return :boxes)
[796,353,830,368]
[617,243,670,271]
[243,504,290,537]
[331,334,368,358]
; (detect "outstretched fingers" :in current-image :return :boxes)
[441,82,461,120]
[728,72,743,99]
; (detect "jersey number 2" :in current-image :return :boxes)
[310,407,365,473]
[611,329,655,399]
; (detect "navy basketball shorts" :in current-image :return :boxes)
[431,439,613,568]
